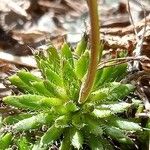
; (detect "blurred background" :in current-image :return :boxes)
[0,0,149,55]
[0,0,149,102]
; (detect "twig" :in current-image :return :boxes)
[97,55,150,70]
[127,0,138,37]
[127,0,147,70]
[135,75,150,110]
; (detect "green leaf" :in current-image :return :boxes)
[17,136,30,150]
[92,109,113,118]
[105,126,133,144]
[106,83,135,101]
[71,129,83,149]
[12,113,53,131]
[75,50,89,80]
[55,115,71,128]
[94,69,103,89]
[110,63,127,81]
[32,143,46,150]
[72,113,85,129]
[75,33,88,56]
[47,45,60,67]
[17,70,42,85]
[60,130,72,150]
[0,133,12,149]
[100,102,131,113]
[3,113,32,125]
[3,95,63,110]
[32,82,53,97]
[62,60,79,99]
[89,135,114,150]
[44,80,68,100]
[9,75,35,93]
[97,63,127,86]
[89,87,109,102]
[110,118,142,131]
[54,101,79,115]
[90,82,135,103]
[97,65,114,86]
[39,59,52,75]
[45,68,63,87]
[84,116,103,136]
[61,42,74,67]
[40,125,63,147]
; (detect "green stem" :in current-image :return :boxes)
[78,0,101,104]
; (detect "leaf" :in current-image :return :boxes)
[61,42,74,67]
[32,81,53,97]
[93,69,103,89]
[92,109,113,118]
[40,125,63,147]
[72,113,85,129]
[89,87,109,102]
[97,63,127,86]
[100,102,132,113]
[32,143,46,150]
[75,50,89,80]
[39,59,52,75]
[3,95,63,110]
[17,70,42,85]
[75,33,88,56]
[89,136,104,150]
[71,129,83,149]
[110,118,142,131]
[106,83,135,101]
[62,60,79,99]
[89,135,114,150]
[0,133,12,149]
[90,82,135,103]
[47,45,60,67]
[55,115,71,128]
[97,65,114,86]
[12,113,53,131]
[44,80,68,100]
[17,136,30,150]
[110,63,127,81]
[84,116,103,136]
[54,101,79,115]
[9,75,35,93]
[3,113,32,125]
[60,130,72,150]
[105,126,133,144]
[45,68,63,87]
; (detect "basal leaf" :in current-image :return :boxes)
[71,129,83,150]
[17,70,42,85]
[110,118,142,131]
[12,113,53,131]
[17,136,30,150]
[0,133,12,149]
[61,42,74,67]
[75,50,89,80]
[62,60,79,99]
[105,126,133,144]
[45,68,63,87]
[75,33,88,56]
[40,124,63,147]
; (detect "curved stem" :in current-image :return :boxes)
[78,0,101,104]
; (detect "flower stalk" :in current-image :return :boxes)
[78,0,101,104]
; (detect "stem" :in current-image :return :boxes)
[78,0,101,104]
